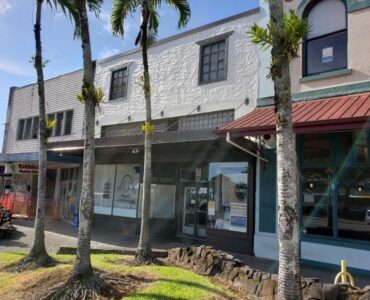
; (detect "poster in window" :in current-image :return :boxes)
[94,165,116,215]
[322,47,333,63]
[230,202,247,232]
[113,164,140,218]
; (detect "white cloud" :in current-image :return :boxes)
[98,10,134,37]
[0,59,33,76]
[98,47,120,59]
[53,11,63,20]
[0,0,11,15]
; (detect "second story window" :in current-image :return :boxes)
[47,110,74,137]
[109,68,128,101]
[304,0,347,76]
[200,39,227,83]
[17,116,39,140]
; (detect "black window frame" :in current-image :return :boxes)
[109,67,129,101]
[302,0,348,77]
[197,31,233,85]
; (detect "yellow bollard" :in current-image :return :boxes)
[334,260,355,287]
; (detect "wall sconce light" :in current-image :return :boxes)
[59,152,63,157]
[96,120,99,126]
[358,186,363,193]
[308,182,315,190]
[197,105,201,112]
[128,115,131,122]
[245,97,250,105]
[132,147,139,154]
[160,111,164,117]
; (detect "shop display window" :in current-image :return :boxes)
[337,167,370,241]
[300,131,370,242]
[112,164,141,218]
[208,162,248,233]
[94,165,116,215]
[138,184,176,218]
[94,164,140,218]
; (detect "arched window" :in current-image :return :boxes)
[304,0,347,76]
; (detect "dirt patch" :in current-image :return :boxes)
[0,267,154,300]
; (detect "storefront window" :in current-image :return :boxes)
[301,168,333,236]
[208,162,248,233]
[138,184,176,218]
[112,164,141,218]
[337,167,370,241]
[94,164,140,218]
[94,165,116,215]
[300,130,370,242]
[303,134,330,164]
[352,131,369,163]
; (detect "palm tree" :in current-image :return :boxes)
[111,0,190,263]
[17,0,73,272]
[17,0,53,271]
[249,2,309,299]
[42,1,122,298]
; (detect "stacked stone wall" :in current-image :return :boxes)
[167,246,370,300]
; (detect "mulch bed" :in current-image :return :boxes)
[0,267,154,300]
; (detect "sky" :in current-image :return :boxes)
[0,0,259,147]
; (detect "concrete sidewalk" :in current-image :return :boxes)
[1,218,369,287]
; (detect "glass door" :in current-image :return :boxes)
[182,186,207,237]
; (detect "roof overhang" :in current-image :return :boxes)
[216,92,370,137]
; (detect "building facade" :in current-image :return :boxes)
[217,0,370,273]
[1,10,261,254]
[0,69,85,220]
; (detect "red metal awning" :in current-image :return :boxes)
[216,92,370,137]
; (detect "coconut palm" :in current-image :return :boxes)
[41,1,123,298]
[249,2,309,299]
[17,0,77,272]
[111,0,190,263]
[17,0,53,271]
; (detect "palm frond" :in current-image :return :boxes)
[147,3,159,36]
[111,0,139,37]
[163,0,190,28]
[86,0,104,16]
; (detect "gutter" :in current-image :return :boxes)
[226,132,269,163]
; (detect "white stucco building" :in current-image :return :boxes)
[1,9,261,253]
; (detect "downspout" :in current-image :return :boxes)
[226,132,269,163]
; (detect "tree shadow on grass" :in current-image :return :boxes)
[128,293,187,300]
[144,278,235,300]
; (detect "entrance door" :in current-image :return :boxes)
[182,186,207,237]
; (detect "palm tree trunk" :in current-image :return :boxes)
[28,0,52,267]
[136,0,153,261]
[73,0,96,278]
[268,0,302,299]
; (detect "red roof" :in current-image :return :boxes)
[217,92,370,136]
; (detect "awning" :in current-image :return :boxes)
[216,92,370,137]
[0,152,82,164]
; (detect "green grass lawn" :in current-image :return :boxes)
[0,253,235,300]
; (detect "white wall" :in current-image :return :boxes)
[256,0,274,100]
[94,12,260,136]
[4,69,85,154]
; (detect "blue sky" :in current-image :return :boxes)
[0,0,258,145]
